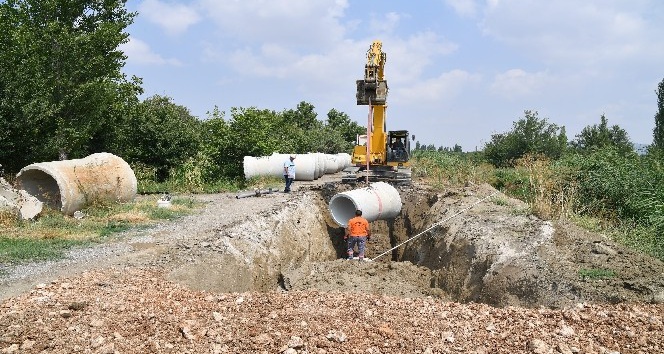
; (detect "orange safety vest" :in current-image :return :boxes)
[347,216,369,237]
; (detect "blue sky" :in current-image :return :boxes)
[120,0,664,151]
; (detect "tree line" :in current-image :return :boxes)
[0,0,364,183]
[2,0,664,184]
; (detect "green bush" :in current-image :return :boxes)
[492,167,530,201]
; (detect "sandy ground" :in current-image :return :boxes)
[1,175,663,353]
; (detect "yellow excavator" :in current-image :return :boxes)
[342,40,412,185]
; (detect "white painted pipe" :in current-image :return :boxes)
[293,154,317,181]
[315,153,325,179]
[309,153,320,179]
[329,182,402,227]
[243,153,317,181]
[324,154,339,174]
[243,155,282,179]
[16,153,137,216]
[336,153,351,169]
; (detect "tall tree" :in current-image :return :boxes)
[653,78,664,150]
[571,114,633,155]
[282,101,319,130]
[0,0,137,172]
[116,95,201,180]
[483,110,567,167]
[325,108,365,149]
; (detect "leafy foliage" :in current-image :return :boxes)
[571,114,633,155]
[555,149,664,259]
[653,77,664,150]
[326,109,365,150]
[411,150,494,188]
[483,110,567,167]
[116,95,202,181]
[0,0,139,171]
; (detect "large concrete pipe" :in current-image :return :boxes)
[329,182,402,227]
[243,153,317,181]
[324,154,339,174]
[311,153,324,179]
[336,153,351,170]
[16,153,137,216]
[243,155,282,179]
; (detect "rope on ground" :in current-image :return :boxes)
[370,190,499,261]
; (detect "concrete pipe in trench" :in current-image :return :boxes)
[329,182,402,227]
[16,153,137,215]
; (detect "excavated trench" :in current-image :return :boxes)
[169,182,664,308]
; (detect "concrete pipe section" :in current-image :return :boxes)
[336,153,351,170]
[243,153,329,181]
[329,182,402,227]
[16,153,137,215]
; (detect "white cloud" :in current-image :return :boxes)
[138,0,200,36]
[444,0,478,17]
[380,32,458,84]
[369,12,402,34]
[478,1,663,66]
[220,31,459,96]
[490,69,550,99]
[120,37,181,66]
[398,69,481,103]
[198,0,349,47]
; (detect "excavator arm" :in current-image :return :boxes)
[356,40,388,105]
[343,40,411,185]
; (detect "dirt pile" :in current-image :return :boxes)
[1,268,662,353]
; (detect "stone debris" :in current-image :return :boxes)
[0,268,661,353]
[0,177,43,219]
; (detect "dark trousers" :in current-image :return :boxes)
[284,175,294,192]
[347,236,367,259]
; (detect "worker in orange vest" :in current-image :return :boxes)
[344,209,371,260]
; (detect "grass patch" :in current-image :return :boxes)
[610,222,663,262]
[509,206,532,216]
[0,196,200,264]
[0,237,88,264]
[579,268,616,280]
[491,196,509,206]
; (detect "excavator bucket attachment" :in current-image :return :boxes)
[356,80,387,105]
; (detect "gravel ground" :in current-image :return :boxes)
[1,268,662,353]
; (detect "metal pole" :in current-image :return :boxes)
[366,104,372,184]
[371,191,499,261]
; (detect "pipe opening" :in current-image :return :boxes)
[16,169,62,210]
[328,195,357,226]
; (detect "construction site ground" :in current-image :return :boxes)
[1,174,663,353]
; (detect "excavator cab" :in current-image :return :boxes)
[387,130,410,164]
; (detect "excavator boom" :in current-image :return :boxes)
[343,40,412,185]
